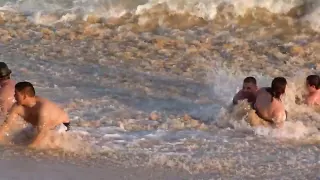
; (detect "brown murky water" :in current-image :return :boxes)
[0,0,319,179]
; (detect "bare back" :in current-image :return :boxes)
[17,97,69,129]
[254,88,286,125]
[0,79,15,115]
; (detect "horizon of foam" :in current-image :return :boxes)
[0,0,319,32]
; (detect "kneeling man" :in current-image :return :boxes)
[0,81,70,148]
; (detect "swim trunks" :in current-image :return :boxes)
[51,122,71,133]
[63,122,70,131]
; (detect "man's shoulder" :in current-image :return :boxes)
[315,90,320,98]
[256,87,268,95]
[234,90,243,96]
[9,103,24,114]
[307,93,318,103]
[314,92,320,105]
[37,96,53,105]
[258,87,268,91]
[38,97,62,110]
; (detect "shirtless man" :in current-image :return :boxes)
[0,81,70,148]
[248,77,287,128]
[0,62,15,115]
[233,76,258,106]
[304,75,320,106]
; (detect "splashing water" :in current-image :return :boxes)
[0,0,318,32]
[0,0,319,177]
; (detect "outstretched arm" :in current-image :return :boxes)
[232,90,243,105]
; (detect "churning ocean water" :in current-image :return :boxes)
[0,0,319,179]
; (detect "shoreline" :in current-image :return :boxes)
[0,146,212,180]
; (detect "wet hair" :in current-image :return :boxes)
[243,76,257,85]
[266,77,287,101]
[306,75,320,89]
[0,75,10,80]
[15,81,35,97]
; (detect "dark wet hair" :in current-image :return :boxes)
[306,75,320,89]
[0,75,10,80]
[243,76,257,85]
[266,77,287,101]
[15,81,35,97]
[0,62,11,80]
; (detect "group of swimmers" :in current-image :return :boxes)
[232,75,320,128]
[0,62,70,148]
[0,60,319,148]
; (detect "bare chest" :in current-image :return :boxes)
[22,108,41,126]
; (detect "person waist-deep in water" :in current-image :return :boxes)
[304,75,320,106]
[0,81,70,148]
[232,76,258,106]
[248,77,287,128]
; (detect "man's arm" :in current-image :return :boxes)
[28,112,49,148]
[272,110,286,128]
[0,104,21,142]
[232,90,243,105]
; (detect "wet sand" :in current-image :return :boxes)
[0,146,212,180]
[0,147,318,180]
[0,157,192,180]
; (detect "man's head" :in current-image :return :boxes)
[242,76,257,93]
[0,62,11,80]
[306,75,320,93]
[14,81,36,105]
